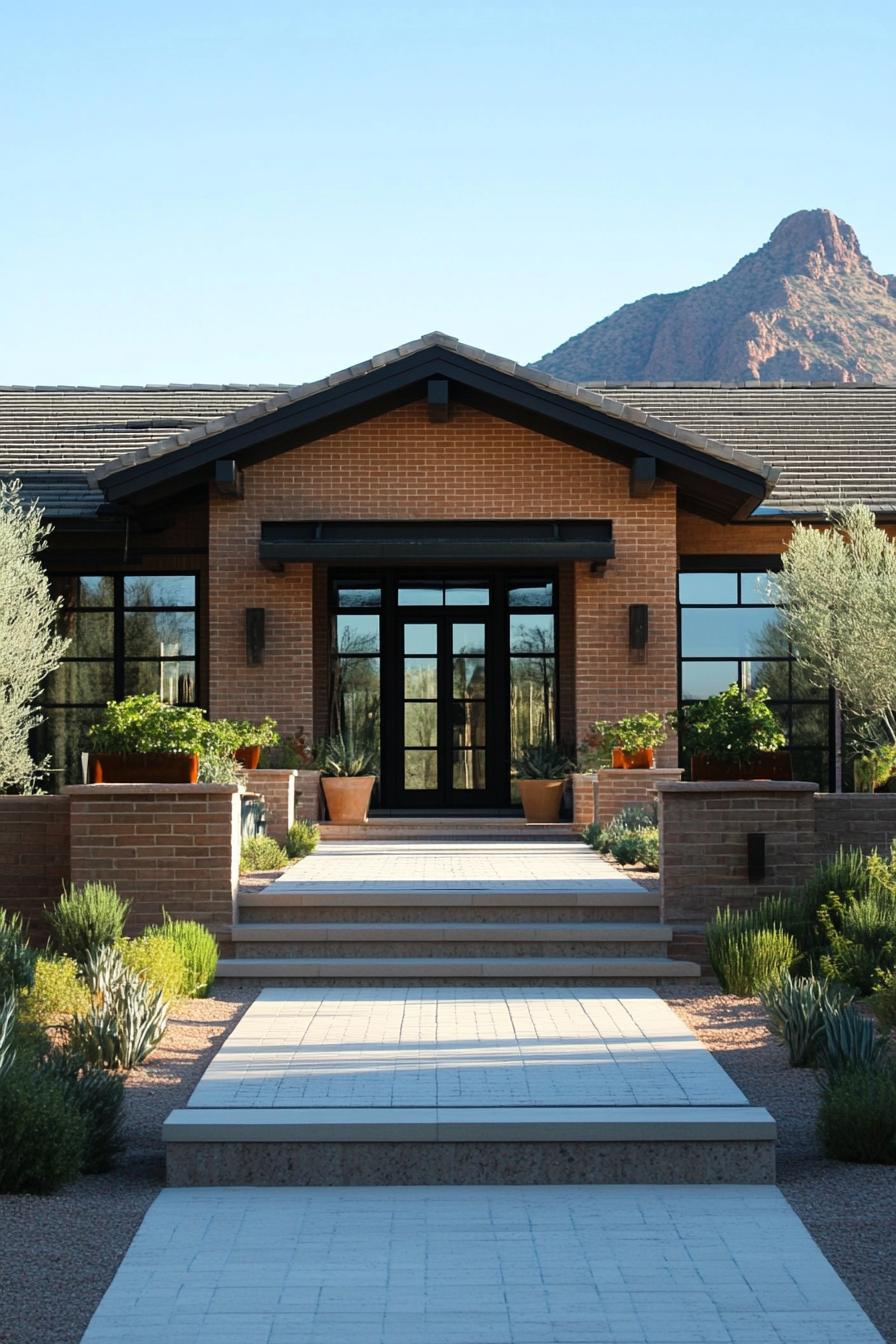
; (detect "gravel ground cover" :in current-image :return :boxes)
[668,985,896,1343]
[0,984,255,1344]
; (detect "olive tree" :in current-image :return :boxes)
[0,481,68,791]
[771,503,896,744]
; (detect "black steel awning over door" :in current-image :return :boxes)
[259,519,614,568]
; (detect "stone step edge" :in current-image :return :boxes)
[215,956,700,978]
[232,921,673,942]
[240,888,660,908]
[164,1104,775,1143]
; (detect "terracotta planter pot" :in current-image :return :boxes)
[611,747,655,770]
[690,750,793,782]
[517,778,565,823]
[234,745,262,770]
[88,751,200,784]
[321,775,376,824]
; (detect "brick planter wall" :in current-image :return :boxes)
[294,770,322,822]
[595,767,683,827]
[251,769,297,842]
[65,784,241,943]
[0,796,70,943]
[814,793,896,860]
[657,780,818,924]
[570,773,597,827]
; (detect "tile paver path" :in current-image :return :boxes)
[262,840,646,894]
[81,1184,883,1344]
[187,987,747,1110]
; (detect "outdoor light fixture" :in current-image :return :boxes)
[629,604,648,651]
[246,608,265,665]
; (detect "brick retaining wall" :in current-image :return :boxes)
[294,770,321,822]
[814,793,896,860]
[251,769,297,842]
[65,784,241,941]
[0,796,70,942]
[595,767,683,827]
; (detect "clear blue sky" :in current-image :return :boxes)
[2,0,893,384]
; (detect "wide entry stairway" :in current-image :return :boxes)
[220,832,699,984]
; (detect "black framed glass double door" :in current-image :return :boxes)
[329,572,558,811]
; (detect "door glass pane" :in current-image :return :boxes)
[331,656,380,764]
[335,614,380,654]
[336,585,381,609]
[739,572,776,605]
[64,575,114,608]
[46,660,115,705]
[59,611,113,657]
[405,750,437,789]
[124,659,197,703]
[404,623,437,655]
[677,572,737,604]
[680,660,738,700]
[510,614,554,655]
[404,701,438,748]
[507,583,553,609]
[445,585,489,606]
[791,703,829,746]
[125,610,195,658]
[680,607,786,658]
[453,749,486,790]
[404,657,437,698]
[453,655,485,698]
[743,659,790,698]
[452,622,485,655]
[510,655,556,755]
[123,576,196,607]
[398,585,443,605]
[452,701,485,748]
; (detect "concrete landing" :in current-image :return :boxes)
[164,988,775,1185]
[81,1185,883,1344]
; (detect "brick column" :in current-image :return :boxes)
[294,770,322,822]
[65,784,241,941]
[570,773,597,827]
[656,780,818,924]
[252,769,297,842]
[595,767,683,826]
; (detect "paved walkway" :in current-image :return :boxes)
[81,1185,883,1344]
[188,987,745,1110]
[262,840,646,894]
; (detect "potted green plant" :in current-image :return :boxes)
[676,685,790,781]
[584,712,668,770]
[87,695,209,783]
[315,736,377,823]
[228,717,280,770]
[512,740,573,823]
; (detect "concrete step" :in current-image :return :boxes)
[215,954,699,983]
[231,921,673,958]
[164,1104,775,1185]
[319,819,579,841]
[240,886,661,924]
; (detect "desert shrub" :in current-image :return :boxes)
[0,994,16,1081]
[48,883,129,963]
[818,890,896,995]
[872,968,896,1032]
[120,931,188,1001]
[760,975,855,1067]
[0,1056,87,1192]
[71,946,169,1070]
[818,1065,896,1164]
[41,1050,125,1173]
[581,822,609,852]
[285,819,320,860]
[0,909,36,997]
[18,955,90,1026]
[240,835,289,874]
[156,917,218,998]
[706,909,797,995]
[608,827,659,869]
[803,847,876,914]
[820,1002,890,1078]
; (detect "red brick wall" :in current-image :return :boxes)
[594,767,683,826]
[0,797,70,944]
[208,399,681,753]
[65,784,240,940]
[252,769,296,842]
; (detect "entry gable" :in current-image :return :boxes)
[90,333,777,522]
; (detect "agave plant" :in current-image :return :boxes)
[820,1002,890,1078]
[71,945,169,1070]
[511,740,573,780]
[313,735,377,777]
[760,975,855,1067]
[0,993,17,1082]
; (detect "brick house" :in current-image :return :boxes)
[5,332,895,806]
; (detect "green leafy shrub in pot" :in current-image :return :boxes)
[759,975,856,1067]
[156,915,217,998]
[286,819,320,860]
[48,882,129,964]
[818,889,896,995]
[88,694,209,756]
[818,1065,896,1163]
[41,1049,125,1173]
[0,909,36,997]
[675,685,786,768]
[0,1055,87,1192]
[240,835,289,874]
[820,1002,890,1077]
[581,713,668,768]
[120,931,188,1000]
[18,955,90,1026]
[706,908,797,994]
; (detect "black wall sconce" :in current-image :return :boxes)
[747,832,766,883]
[629,604,648,651]
[246,608,265,665]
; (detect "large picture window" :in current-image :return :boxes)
[678,565,833,789]
[40,573,198,785]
